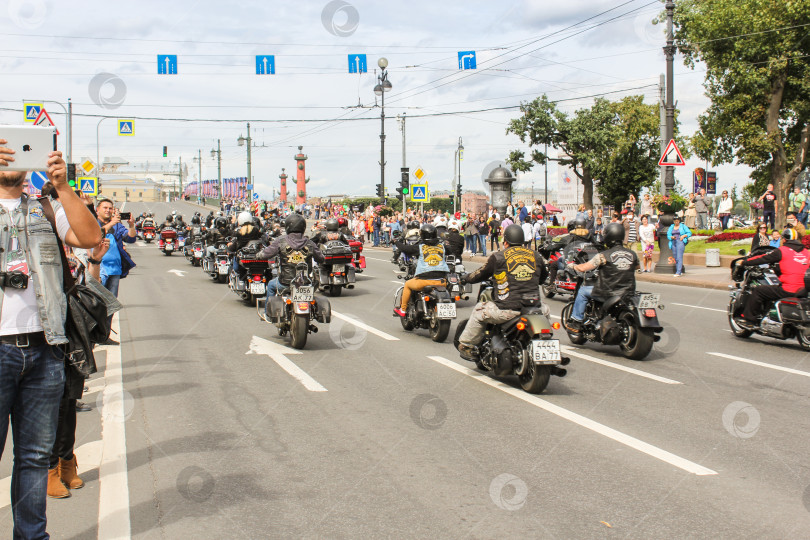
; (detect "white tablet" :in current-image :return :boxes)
[0,125,57,172]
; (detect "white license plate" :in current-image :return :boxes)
[194,251,202,258]
[292,286,314,302]
[165,244,173,251]
[250,282,266,295]
[332,264,345,273]
[532,339,561,364]
[637,294,661,309]
[436,303,457,319]
[218,264,229,274]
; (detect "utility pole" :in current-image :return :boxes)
[178,156,183,200]
[246,123,252,201]
[659,74,667,195]
[197,149,202,192]
[67,98,72,165]
[544,143,548,205]
[664,1,676,196]
[399,113,406,213]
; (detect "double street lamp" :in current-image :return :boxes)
[210,139,222,197]
[453,137,464,214]
[374,58,392,205]
[237,124,252,201]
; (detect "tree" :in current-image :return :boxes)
[675,0,810,228]
[506,95,616,209]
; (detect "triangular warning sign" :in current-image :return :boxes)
[659,139,685,166]
[33,108,59,136]
[81,180,94,192]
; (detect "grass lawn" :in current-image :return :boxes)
[645,239,750,256]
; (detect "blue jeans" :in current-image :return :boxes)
[671,240,685,274]
[572,285,593,321]
[373,229,380,246]
[720,214,730,230]
[762,210,775,230]
[0,343,66,540]
[477,234,487,256]
[798,211,808,227]
[466,235,475,252]
[101,274,121,298]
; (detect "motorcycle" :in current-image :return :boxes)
[158,228,177,256]
[314,240,356,297]
[201,240,230,283]
[561,280,664,360]
[445,254,471,302]
[258,262,331,349]
[454,281,570,394]
[348,237,366,273]
[393,273,457,342]
[229,243,273,304]
[142,225,156,244]
[728,248,810,349]
[539,238,599,299]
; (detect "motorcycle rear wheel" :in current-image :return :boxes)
[796,327,810,351]
[217,274,227,283]
[290,314,308,349]
[618,311,654,360]
[429,311,451,343]
[518,362,551,394]
[561,303,587,345]
[329,284,342,297]
[542,277,556,298]
[727,300,753,338]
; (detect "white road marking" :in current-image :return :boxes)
[561,346,683,385]
[332,311,400,341]
[247,336,327,392]
[672,303,726,313]
[391,280,404,285]
[97,314,132,539]
[426,355,716,476]
[366,256,391,262]
[708,352,810,378]
[168,269,187,277]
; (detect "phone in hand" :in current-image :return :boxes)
[119,212,131,221]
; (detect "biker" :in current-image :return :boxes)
[740,228,810,325]
[391,220,422,263]
[205,211,215,227]
[257,213,324,299]
[312,218,349,245]
[227,211,263,277]
[444,219,465,260]
[457,224,549,360]
[158,214,175,231]
[433,215,448,238]
[204,216,229,261]
[549,216,592,284]
[141,213,156,230]
[564,222,638,334]
[337,216,351,236]
[393,223,450,317]
[173,213,187,232]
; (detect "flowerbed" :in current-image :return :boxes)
[706,232,754,243]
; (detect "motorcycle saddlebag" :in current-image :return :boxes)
[599,315,622,345]
[267,296,286,323]
[314,295,331,324]
[778,298,810,323]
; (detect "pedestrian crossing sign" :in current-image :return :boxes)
[410,184,429,202]
[79,177,98,196]
[118,120,134,136]
[24,103,42,123]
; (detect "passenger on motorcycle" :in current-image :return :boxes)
[549,217,593,283]
[741,228,810,324]
[564,222,638,334]
[391,220,422,263]
[141,213,156,230]
[444,220,465,260]
[393,224,450,317]
[227,211,263,273]
[204,217,229,260]
[311,218,350,245]
[257,214,324,298]
[457,224,549,360]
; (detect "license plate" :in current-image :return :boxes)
[250,282,266,295]
[218,264,229,274]
[436,303,457,319]
[532,339,561,364]
[332,264,345,273]
[292,286,314,302]
[165,245,173,251]
[194,251,202,258]
[637,293,660,309]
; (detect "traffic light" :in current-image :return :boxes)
[376,183,383,197]
[456,184,462,200]
[67,164,77,189]
[162,146,168,157]
[397,167,410,196]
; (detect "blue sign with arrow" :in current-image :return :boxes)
[255,55,275,75]
[29,171,48,190]
[157,55,178,74]
[458,51,477,70]
[348,54,367,74]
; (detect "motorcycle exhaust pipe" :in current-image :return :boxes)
[347,284,355,289]
[560,356,570,366]
[551,366,567,377]
[308,325,318,333]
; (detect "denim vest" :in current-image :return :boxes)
[0,195,68,344]
[414,243,449,276]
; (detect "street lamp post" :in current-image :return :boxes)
[453,137,464,214]
[374,58,392,206]
[238,124,252,202]
[210,139,222,198]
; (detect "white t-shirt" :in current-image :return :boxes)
[0,199,71,336]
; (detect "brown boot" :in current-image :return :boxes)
[48,467,70,498]
[59,455,84,489]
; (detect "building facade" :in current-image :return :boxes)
[461,192,488,215]
[97,157,188,202]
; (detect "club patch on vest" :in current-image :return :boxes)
[494,271,510,300]
[28,207,43,218]
[611,251,635,270]
[505,247,536,281]
[421,245,444,266]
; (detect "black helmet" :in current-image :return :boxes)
[407,220,420,230]
[285,214,306,234]
[214,217,228,230]
[567,222,575,231]
[419,223,439,244]
[603,222,625,247]
[252,217,262,228]
[503,224,525,246]
[191,215,201,225]
[325,218,339,232]
[166,214,172,222]
[574,217,587,230]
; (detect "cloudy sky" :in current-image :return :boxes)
[0,0,751,199]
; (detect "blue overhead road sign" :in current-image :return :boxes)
[348,54,367,74]
[256,55,275,75]
[458,51,477,70]
[157,55,178,74]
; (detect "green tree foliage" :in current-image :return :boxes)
[675,0,810,227]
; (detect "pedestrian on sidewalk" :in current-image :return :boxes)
[638,214,656,273]
[694,189,709,230]
[476,217,489,257]
[717,190,733,230]
[488,214,501,252]
[667,216,691,277]
[685,194,697,229]
[464,216,478,254]
[759,183,778,230]
[751,222,770,251]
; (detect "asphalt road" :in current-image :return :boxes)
[3,200,810,539]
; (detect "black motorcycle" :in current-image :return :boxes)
[202,240,230,283]
[315,240,357,297]
[539,238,599,299]
[228,243,272,305]
[454,282,569,394]
[393,276,457,343]
[728,247,810,349]
[561,281,663,360]
[258,263,331,349]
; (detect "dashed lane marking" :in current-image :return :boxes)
[707,352,810,378]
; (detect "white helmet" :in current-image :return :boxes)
[172,210,177,216]
[448,219,460,231]
[237,211,253,226]
[433,216,447,228]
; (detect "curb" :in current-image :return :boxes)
[636,273,731,290]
